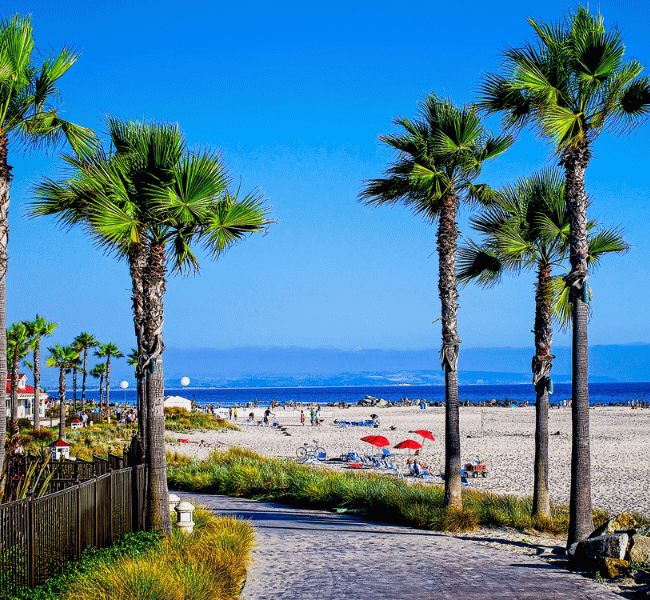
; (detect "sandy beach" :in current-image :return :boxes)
[167,404,650,517]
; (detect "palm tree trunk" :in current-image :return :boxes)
[130,248,148,451]
[10,350,19,423]
[81,348,88,406]
[532,263,553,521]
[99,373,104,417]
[142,243,171,534]
[562,145,594,546]
[105,355,111,412]
[33,343,41,431]
[438,192,462,510]
[0,133,10,472]
[72,368,78,412]
[58,367,66,440]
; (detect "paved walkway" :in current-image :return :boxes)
[178,492,621,600]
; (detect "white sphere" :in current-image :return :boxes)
[120,381,129,390]
[181,377,190,386]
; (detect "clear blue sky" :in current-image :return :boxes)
[7,0,650,357]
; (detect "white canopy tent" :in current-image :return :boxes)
[163,395,192,412]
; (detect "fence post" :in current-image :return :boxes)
[28,495,35,590]
[94,478,98,547]
[76,482,81,560]
[109,471,114,542]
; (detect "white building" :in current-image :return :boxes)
[7,374,48,419]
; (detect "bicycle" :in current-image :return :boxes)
[296,440,326,463]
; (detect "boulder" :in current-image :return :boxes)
[573,533,629,562]
[629,534,650,565]
[376,399,389,407]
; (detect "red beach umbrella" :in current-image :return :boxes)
[412,430,435,442]
[361,435,390,448]
[394,439,422,452]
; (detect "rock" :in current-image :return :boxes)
[376,399,389,407]
[590,514,639,538]
[594,557,629,579]
[629,534,650,565]
[573,533,629,563]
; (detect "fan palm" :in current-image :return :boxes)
[46,344,81,440]
[90,363,106,411]
[359,93,513,509]
[6,322,29,425]
[0,14,95,471]
[458,169,628,520]
[31,116,273,534]
[73,332,100,409]
[478,6,650,545]
[23,315,58,431]
[95,342,123,413]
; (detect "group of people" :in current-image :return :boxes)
[406,458,431,477]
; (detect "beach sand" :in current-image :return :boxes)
[167,404,650,518]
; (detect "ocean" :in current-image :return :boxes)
[61,381,650,407]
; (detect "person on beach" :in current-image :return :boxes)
[234,407,238,421]
[301,410,305,426]
[264,407,274,426]
[316,408,322,426]
[310,409,315,426]
[229,407,233,420]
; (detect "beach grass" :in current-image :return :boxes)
[164,407,239,433]
[167,447,631,536]
[7,508,253,600]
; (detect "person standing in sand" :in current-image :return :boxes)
[310,408,315,426]
[234,407,238,421]
[229,407,233,420]
[301,410,305,426]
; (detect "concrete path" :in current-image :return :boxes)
[179,492,621,600]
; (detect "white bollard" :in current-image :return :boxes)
[174,501,196,534]
[168,493,181,513]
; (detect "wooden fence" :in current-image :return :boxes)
[0,464,146,598]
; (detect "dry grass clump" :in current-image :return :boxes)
[164,407,238,433]
[63,509,253,600]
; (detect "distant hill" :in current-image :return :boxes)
[38,343,647,388]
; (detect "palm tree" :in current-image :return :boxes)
[7,322,30,425]
[73,332,100,409]
[69,349,84,412]
[458,169,629,521]
[95,342,123,413]
[478,6,650,545]
[23,316,58,431]
[89,363,106,413]
[46,345,81,440]
[0,14,95,472]
[31,117,273,534]
[359,94,512,509]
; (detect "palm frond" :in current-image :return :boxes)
[457,241,503,288]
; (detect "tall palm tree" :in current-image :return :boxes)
[90,363,106,413]
[23,315,58,431]
[69,349,84,412]
[478,6,650,545]
[359,94,513,509]
[73,332,100,408]
[95,342,123,413]
[31,117,273,534]
[46,344,81,441]
[7,322,30,426]
[0,14,95,472]
[458,169,629,521]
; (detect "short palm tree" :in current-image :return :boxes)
[23,315,58,431]
[0,14,95,471]
[31,117,273,534]
[46,344,81,440]
[95,342,123,412]
[73,332,99,409]
[89,363,106,411]
[458,169,628,520]
[7,322,30,425]
[478,6,650,544]
[359,93,513,509]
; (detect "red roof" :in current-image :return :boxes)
[71,419,82,423]
[6,374,38,395]
[50,439,70,447]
